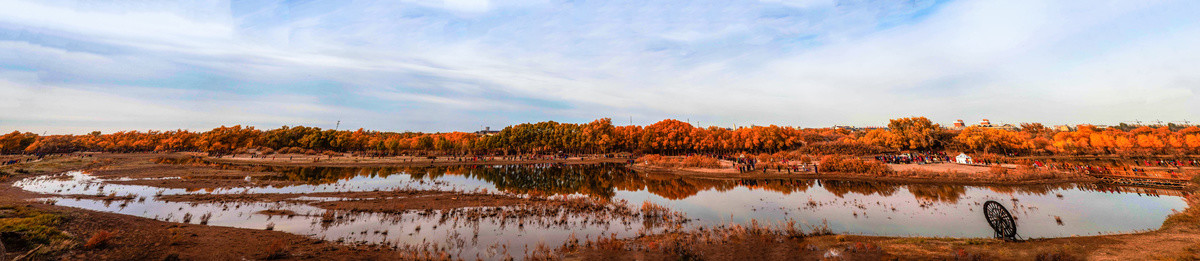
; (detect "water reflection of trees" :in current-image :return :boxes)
[908,184,967,203]
[821,180,900,198]
[642,179,817,200]
[426,165,637,199]
[820,181,1184,203]
[239,163,814,200]
[156,158,1187,201]
[985,184,1078,195]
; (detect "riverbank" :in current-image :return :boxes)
[631,163,1102,186]
[201,152,630,167]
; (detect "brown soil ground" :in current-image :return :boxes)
[2,152,1198,260]
[889,163,997,173]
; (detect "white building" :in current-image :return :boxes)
[955,153,972,164]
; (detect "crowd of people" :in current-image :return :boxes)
[734,156,758,172]
[1,155,46,166]
[875,152,951,164]
[1031,159,1200,178]
[1133,159,1200,168]
[731,155,818,174]
[1,159,28,166]
[1033,161,1113,175]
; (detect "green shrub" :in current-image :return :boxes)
[0,206,67,249]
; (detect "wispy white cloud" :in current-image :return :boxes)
[0,0,1197,133]
[0,73,351,133]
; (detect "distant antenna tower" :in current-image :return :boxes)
[335,120,341,130]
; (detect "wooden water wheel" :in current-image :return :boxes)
[983,200,1018,240]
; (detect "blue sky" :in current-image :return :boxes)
[1,0,1198,134]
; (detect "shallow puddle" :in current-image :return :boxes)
[13,163,1190,258]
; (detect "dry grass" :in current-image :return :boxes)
[989,165,1008,175]
[264,239,288,259]
[1164,193,1200,227]
[796,141,896,156]
[818,155,893,175]
[1163,243,1200,261]
[953,248,989,260]
[83,230,115,249]
[1032,246,1083,261]
[570,218,880,260]
[636,154,721,168]
[887,166,1083,182]
[320,211,337,223]
[167,228,186,246]
[679,155,720,168]
[640,202,670,218]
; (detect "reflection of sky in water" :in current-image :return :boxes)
[13,166,1191,258]
[22,172,646,259]
[44,196,641,259]
[621,184,1186,238]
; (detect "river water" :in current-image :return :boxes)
[13,163,1189,258]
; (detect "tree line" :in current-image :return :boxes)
[851,119,1200,155]
[2,117,1199,156]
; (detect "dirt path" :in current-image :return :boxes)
[888,162,996,173]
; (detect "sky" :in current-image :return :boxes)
[0,0,1198,134]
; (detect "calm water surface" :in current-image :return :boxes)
[13,163,1190,258]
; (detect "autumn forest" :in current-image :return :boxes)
[4,117,1200,157]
